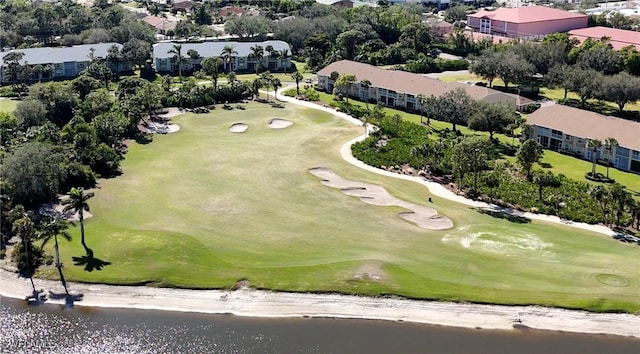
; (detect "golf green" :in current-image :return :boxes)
[47,103,640,312]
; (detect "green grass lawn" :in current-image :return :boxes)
[316,88,640,194]
[0,99,18,113]
[45,102,640,312]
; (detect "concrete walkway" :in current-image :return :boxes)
[275,85,618,238]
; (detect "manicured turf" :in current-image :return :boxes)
[0,99,18,113]
[46,102,640,312]
[316,86,640,195]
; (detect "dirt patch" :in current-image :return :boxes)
[229,123,248,133]
[234,279,251,290]
[354,262,388,282]
[268,118,293,129]
[308,167,453,230]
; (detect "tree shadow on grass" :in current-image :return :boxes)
[73,248,111,272]
[474,207,532,224]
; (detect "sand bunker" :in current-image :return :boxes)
[146,122,180,134]
[268,118,293,129]
[229,122,249,133]
[154,107,185,119]
[309,167,453,230]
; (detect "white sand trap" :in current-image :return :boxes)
[166,124,180,133]
[154,107,185,119]
[268,118,293,129]
[229,122,248,133]
[309,167,453,230]
[147,122,180,134]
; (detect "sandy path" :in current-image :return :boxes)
[1,268,638,337]
[309,167,453,230]
[1,90,638,338]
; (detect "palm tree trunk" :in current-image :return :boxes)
[79,212,90,256]
[54,234,69,294]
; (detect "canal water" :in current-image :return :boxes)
[2,297,639,353]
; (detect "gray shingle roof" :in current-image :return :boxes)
[0,43,122,66]
[152,40,291,60]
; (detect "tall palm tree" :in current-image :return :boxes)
[280,48,291,74]
[201,57,222,91]
[604,137,618,179]
[39,217,71,293]
[12,215,37,293]
[269,49,281,70]
[417,94,426,124]
[590,185,611,225]
[588,139,602,176]
[360,79,371,110]
[291,70,303,95]
[248,44,264,74]
[265,45,274,65]
[610,183,632,227]
[260,71,273,101]
[167,44,187,81]
[62,187,94,256]
[220,44,238,73]
[271,77,282,100]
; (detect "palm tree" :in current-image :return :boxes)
[268,49,281,73]
[590,185,611,225]
[271,77,282,100]
[417,94,426,124]
[280,48,291,74]
[167,44,186,81]
[360,79,371,110]
[220,44,238,73]
[265,45,274,66]
[248,44,264,74]
[361,114,370,137]
[260,71,273,101]
[292,70,303,95]
[62,187,94,256]
[604,137,618,179]
[12,215,37,293]
[410,143,432,172]
[610,183,632,227]
[38,217,71,293]
[227,71,236,85]
[201,57,222,91]
[588,139,602,176]
[187,49,200,73]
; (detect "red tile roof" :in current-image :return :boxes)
[526,104,640,151]
[568,26,640,50]
[142,15,177,32]
[318,60,531,106]
[469,6,587,24]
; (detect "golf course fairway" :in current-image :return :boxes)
[44,103,640,313]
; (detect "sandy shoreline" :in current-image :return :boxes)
[2,90,639,339]
[1,268,639,338]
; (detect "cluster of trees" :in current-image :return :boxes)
[351,105,640,227]
[272,3,487,70]
[0,0,156,48]
[470,34,640,113]
[3,187,95,296]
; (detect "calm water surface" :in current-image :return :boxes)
[2,296,639,354]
